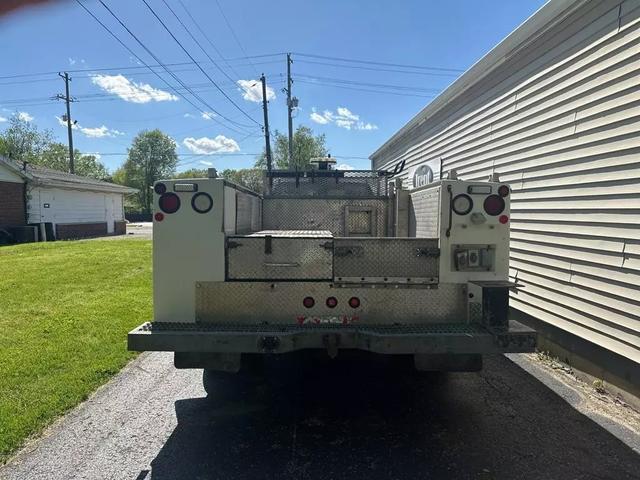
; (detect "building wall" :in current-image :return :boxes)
[371,0,640,365]
[0,181,26,228]
[27,186,126,236]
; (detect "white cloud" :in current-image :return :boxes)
[237,79,275,103]
[336,107,359,121]
[81,125,124,138]
[336,163,355,170]
[55,116,124,138]
[310,108,329,125]
[17,111,33,122]
[309,106,377,131]
[68,57,76,66]
[199,160,214,166]
[183,113,195,118]
[0,116,7,123]
[91,74,178,103]
[183,135,240,155]
[201,111,216,120]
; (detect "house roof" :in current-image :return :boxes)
[0,156,137,194]
[369,0,587,161]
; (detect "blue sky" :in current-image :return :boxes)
[0,0,546,173]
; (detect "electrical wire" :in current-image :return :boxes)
[214,0,259,77]
[177,0,243,80]
[295,79,435,98]
[159,0,238,86]
[295,73,442,93]
[99,0,255,131]
[295,59,460,78]
[140,0,261,127]
[293,52,464,73]
[75,0,251,135]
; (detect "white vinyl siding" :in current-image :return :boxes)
[372,0,640,363]
[27,187,126,225]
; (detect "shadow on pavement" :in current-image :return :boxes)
[150,354,640,479]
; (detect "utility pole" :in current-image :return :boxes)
[260,74,273,171]
[286,53,294,168]
[56,72,75,174]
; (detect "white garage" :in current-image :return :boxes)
[1,157,136,240]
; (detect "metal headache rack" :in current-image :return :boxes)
[263,169,391,198]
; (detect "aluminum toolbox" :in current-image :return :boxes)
[226,230,333,281]
[333,237,440,284]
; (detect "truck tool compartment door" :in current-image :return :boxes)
[227,230,333,281]
[333,237,440,284]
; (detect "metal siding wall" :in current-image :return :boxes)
[372,0,640,363]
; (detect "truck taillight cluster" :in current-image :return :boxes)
[302,296,360,309]
[154,182,213,221]
[452,185,509,220]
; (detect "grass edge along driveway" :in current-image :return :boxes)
[0,239,152,464]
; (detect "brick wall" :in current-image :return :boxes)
[56,222,107,240]
[0,181,26,229]
[114,220,126,235]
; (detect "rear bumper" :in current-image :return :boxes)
[128,321,536,355]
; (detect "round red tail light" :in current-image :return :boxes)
[159,193,180,214]
[499,215,509,224]
[498,185,510,197]
[326,297,338,308]
[154,182,167,194]
[303,297,315,308]
[154,212,164,222]
[348,297,360,308]
[484,194,505,216]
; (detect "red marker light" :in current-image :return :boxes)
[159,192,181,214]
[499,215,509,224]
[154,182,167,194]
[326,297,338,308]
[348,297,360,308]
[303,297,315,308]
[498,185,510,197]
[154,212,164,222]
[484,194,505,216]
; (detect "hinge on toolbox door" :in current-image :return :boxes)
[320,241,333,250]
[416,247,440,257]
[334,246,364,257]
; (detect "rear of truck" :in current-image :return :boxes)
[128,167,535,376]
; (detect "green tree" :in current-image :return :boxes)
[0,113,108,179]
[39,143,108,179]
[221,168,264,193]
[256,126,328,170]
[120,129,178,214]
[173,168,208,179]
[0,113,55,162]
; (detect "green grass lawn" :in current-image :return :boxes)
[0,239,152,464]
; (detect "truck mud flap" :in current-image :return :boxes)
[129,320,536,355]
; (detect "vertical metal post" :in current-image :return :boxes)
[58,72,75,173]
[261,74,272,171]
[286,53,293,168]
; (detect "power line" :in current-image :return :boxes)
[295,59,460,78]
[295,79,435,98]
[94,0,255,132]
[159,0,238,86]
[75,0,251,135]
[140,0,261,127]
[295,73,442,93]
[293,52,464,73]
[177,0,243,80]
[214,0,259,77]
